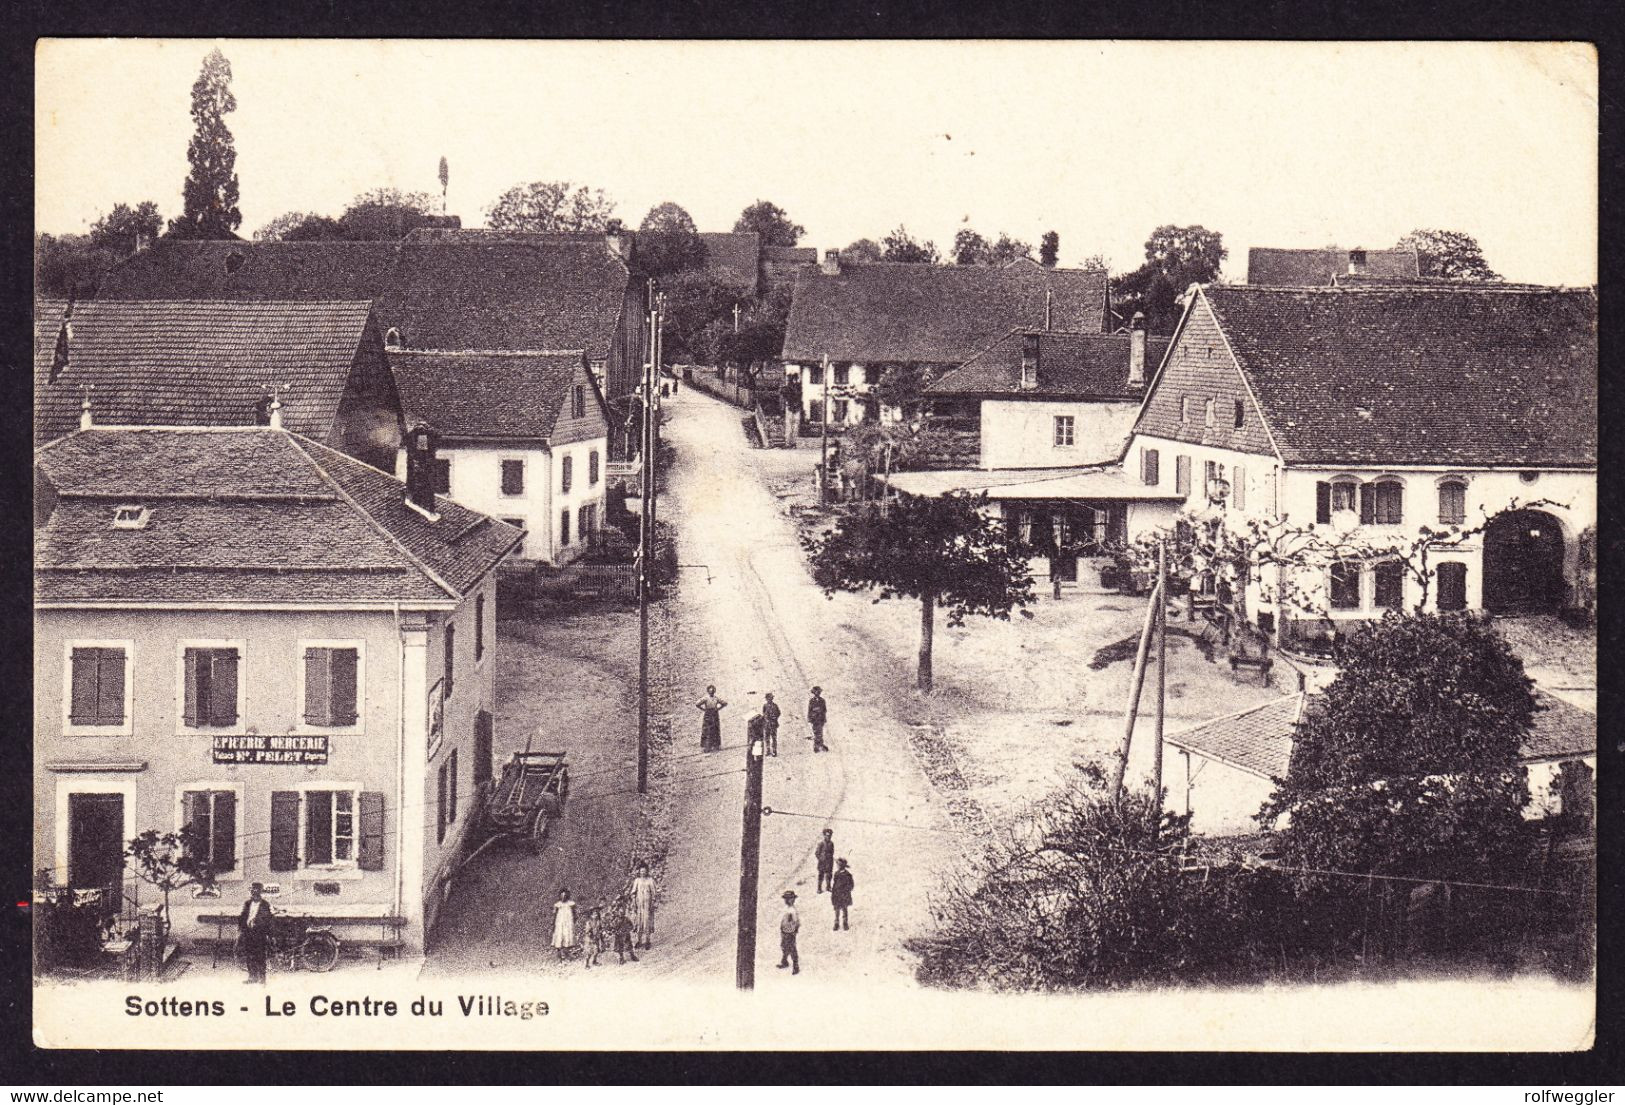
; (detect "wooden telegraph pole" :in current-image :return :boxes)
[818,355,831,503]
[1110,559,1164,799]
[636,301,658,795]
[736,734,765,990]
[1150,541,1168,837]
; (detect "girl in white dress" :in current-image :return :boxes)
[551,887,577,960]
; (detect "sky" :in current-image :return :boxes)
[35,40,1597,285]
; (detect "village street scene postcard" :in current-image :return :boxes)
[28,39,1598,1052]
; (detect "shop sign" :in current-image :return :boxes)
[212,734,329,765]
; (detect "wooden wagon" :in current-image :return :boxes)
[482,750,569,852]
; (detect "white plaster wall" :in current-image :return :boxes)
[1170,751,1278,836]
[981,399,1139,469]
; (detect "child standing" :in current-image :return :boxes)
[581,906,603,969]
[612,898,639,964]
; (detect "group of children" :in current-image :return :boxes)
[577,896,641,968]
[550,863,657,969]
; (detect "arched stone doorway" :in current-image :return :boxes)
[1483,509,1567,614]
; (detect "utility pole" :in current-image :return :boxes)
[733,302,741,333]
[636,301,658,795]
[1150,541,1167,837]
[736,735,765,990]
[818,355,831,503]
[1110,568,1163,799]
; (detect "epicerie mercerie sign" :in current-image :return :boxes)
[212,734,330,765]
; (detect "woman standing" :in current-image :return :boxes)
[630,862,656,950]
[696,685,727,752]
[551,887,578,962]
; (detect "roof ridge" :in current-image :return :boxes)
[1221,282,1592,295]
[1166,692,1305,740]
[283,432,463,601]
[389,348,587,358]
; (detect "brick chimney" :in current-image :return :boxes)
[1128,311,1147,390]
[606,225,629,260]
[404,424,441,515]
[1020,333,1040,390]
[1348,247,1368,275]
[821,249,841,276]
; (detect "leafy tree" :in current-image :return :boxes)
[842,238,884,263]
[954,229,1032,266]
[1394,228,1502,281]
[1110,224,1227,333]
[714,283,793,368]
[734,199,805,247]
[167,48,242,240]
[803,492,1034,690]
[34,234,118,297]
[438,155,450,212]
[253,211,323,241]
[338,187,440,240]
[90,202,163,255]
[126,825,218,944]
[284,215,352,241]
[872,362,938,419]
[638,201,708,277]
[1039,230,1060,268]
[1077,252,1110,272]
[881,225,941,264]
[659,270,737,363]
[485,180,617,233]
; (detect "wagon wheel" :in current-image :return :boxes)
[528,811,548,854]
[300,930,340,973]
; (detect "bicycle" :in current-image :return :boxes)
[265,913,341,973]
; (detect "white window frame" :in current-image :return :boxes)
[295,781,364,880]
[54,777,137,884]
[174,639,247,736]
[173,781,247,885]
[295,639,367,736]
[498,455,527,499]
[1053,415,1076,448]
[63,639,135,737]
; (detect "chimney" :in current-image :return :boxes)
[79,392,93,431]
[267,393,284,430]
[1020,333,1040,390]
[1348,248,1368,275]
[1128,312,1147,390]
[606,226,629,260]
[821,249,841,276]
[404,424,441,515]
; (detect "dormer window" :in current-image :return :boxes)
[112,504,151,530]
[384,327,403,349]
[224,251,246,275]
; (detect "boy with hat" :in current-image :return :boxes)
[776,890,801,974]
[815,828,836,893]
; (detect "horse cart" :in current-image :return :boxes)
[481,749,570,853]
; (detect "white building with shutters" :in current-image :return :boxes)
[34,421,522,960]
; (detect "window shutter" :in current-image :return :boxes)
[1315,482,1331,524]
[208,651,239,727]
[1359,484,1374,525]
[448,749,459,824]
[183,649,202,727]
[269,791,300,871]
[183,791,209,844]
[1233,466,1246,510]
[436,765,448,843]
[304,648,331,726]
[444,624,455,700]
[96,649,125,724]
[69,648,99,724]
[1148,450,1159,485]
[213,792,237,872]
[329,649,359,726]
[306,791,333,865]
[358,792,386,871]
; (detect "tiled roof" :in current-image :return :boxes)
[390,350,587,440]
[782,261,1109,363]
[927,329,1170,398]
[33,299,374,446]
[699,232,761,294]
[762,246,816,264]
[35,427,521,606]
[1168,689,1595,779]
[1246,247,1420,286]
[97,239,633,357]
[1199,284,1597,467]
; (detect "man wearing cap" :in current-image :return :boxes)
[815,828,836,893]
[238,882,274,984]
[761,693,782,756]
[776,890,801,974]
[831,859,855,931]
[806,686,829,753]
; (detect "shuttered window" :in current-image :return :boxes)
[1364,479,1403,525]
[1438,481,1466,525]
[1141,448,1160,486]
[589,450,600,485]
[273,790,379,871]
[474,711,495,788]
[183,647,239,728]
[443,623,455,701]
[303,647,359,727]
[305,790,356,866]
[358,792,386,870]
[436,762,448,844]
[560,509,571,547]
[1233,398,1245,428]
[475,595,485,662]
[1437,562,1468,612]
[1175,456,1192,496]
[561,456,573,494]
[500,460,525,496]
[69,647,127,726]
[1329,560,1362,610]
[448,749,459,825]
[1373,560,1404,610]
[269,791,301,871]
[182,790,237,873]
[572,384,586,419]
[1316,481,1331,524]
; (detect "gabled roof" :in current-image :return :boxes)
[698,232,762,294]
[390,350,595,441]
[1196,284,1597,468]
[927,329,1170,399]
[35,427,522,606]
[1246,247,1420,286]
[783,261,1110,363]
[33,300,377,446]
[1168,690,1595,779]
[96,239,634,357]
[762,245,816,265]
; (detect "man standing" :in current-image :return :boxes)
[815,828,836,893]
[237,882,273,984]
[761,693,782,757]
[807,686,829,753]
[831,858,855,931]
[776,890,800,974]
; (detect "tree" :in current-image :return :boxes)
[338,187,440,241]
[253,211,322,241]
[284,215,352,241]
[734,200,805,246]
[881,225,941,264]
[1039,230,1060,268]
[659,270,737,363]
[1109,225,1227,334]
[951,230,1031,266]
[1077,252,1110,273]
[1395,228,1502,281]
[842,238,884,263]
[167,48,242,240]
[872,362,937,419]
[34,234,118,297]
[90,202,163,255]
[438,156,449,214]
[638,201,708,277]
[802,493,1035,690]
[484,180,617,233]
[126,825,217,946]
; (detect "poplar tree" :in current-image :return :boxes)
[168,48,243,239]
